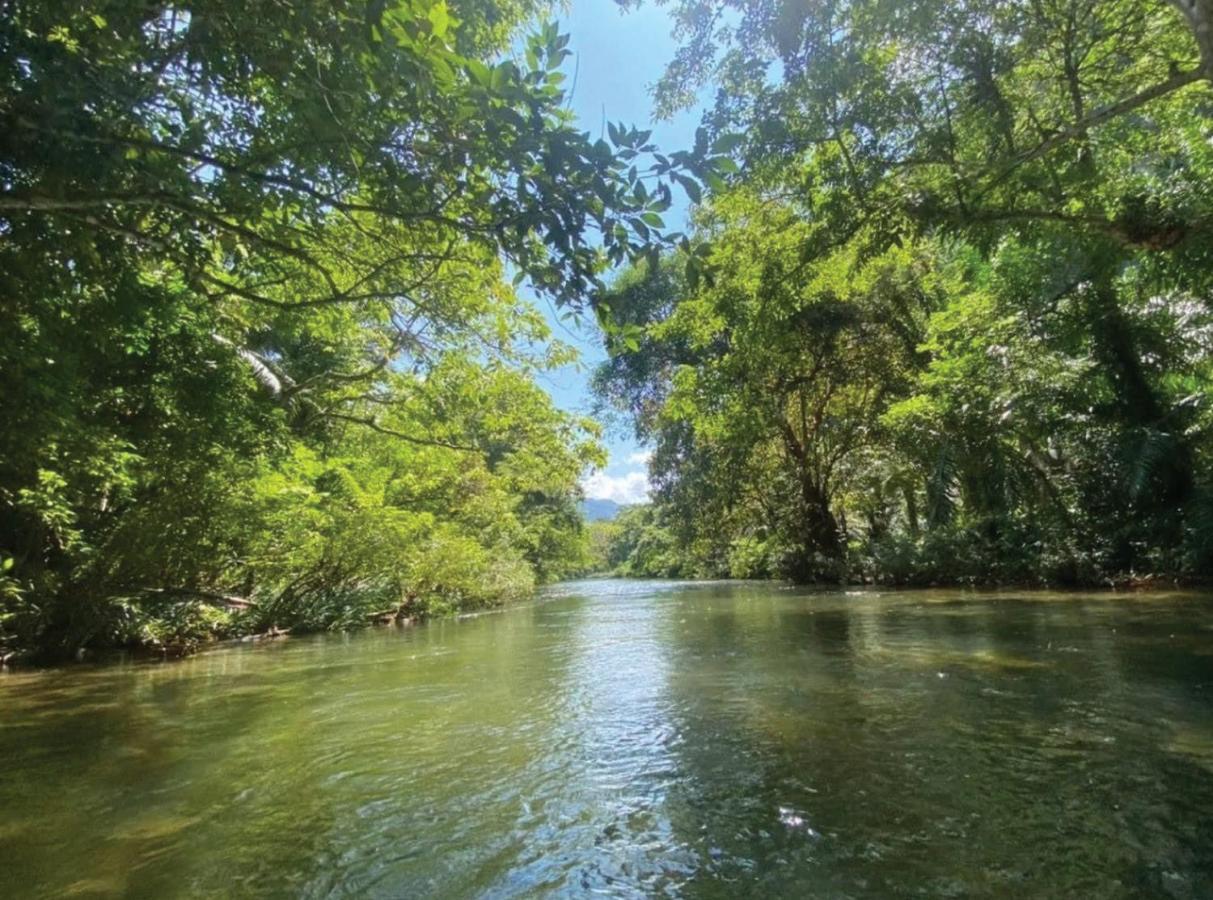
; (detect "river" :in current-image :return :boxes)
[2,580,1213,897]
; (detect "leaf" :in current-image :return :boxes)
[491,63,510,92]
[427,4,451,38]
[467,59,492,86]
[711,133,745,154]
[674,173,702,204]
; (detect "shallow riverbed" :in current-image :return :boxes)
[3,580,1213,897]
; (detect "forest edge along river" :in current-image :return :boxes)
[2,580,1213,898]
[6,2,1213,897]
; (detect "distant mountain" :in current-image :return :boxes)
[580,498,621,521]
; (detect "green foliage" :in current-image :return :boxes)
[596,0,1213,587]
[0,1,649,660]
[725,535,773,580]
[584,519,622,573]
[7,0,1213,660]
[587,504,695,578]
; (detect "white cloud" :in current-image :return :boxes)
[626,450,652,466]
[582,469,650,504]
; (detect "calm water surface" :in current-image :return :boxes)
[3,581,1213,898]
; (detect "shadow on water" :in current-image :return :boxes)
[2,581,1213,897]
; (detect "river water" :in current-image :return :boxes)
[3,580,1213,898]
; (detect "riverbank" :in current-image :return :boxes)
[7,571,1209,670]
[0,585,525,669]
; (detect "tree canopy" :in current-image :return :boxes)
[0,0,724,659]
[5,0,1213,660]
[595,0,1213,585]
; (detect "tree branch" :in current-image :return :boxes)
[978,67,1203,197]
[320,412,478,452]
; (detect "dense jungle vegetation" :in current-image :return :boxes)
[593,0,1213,586]
[4,0,1213,660]
[0,0,731,660]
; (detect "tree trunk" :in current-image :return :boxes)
[1087,275,1195,565]
[789,477,843,582]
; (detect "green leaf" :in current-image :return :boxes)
[674,173,702,204]
[467,59,492,86]
[710,133,745,154]
[491,63,510,91]
[427,4,450,38]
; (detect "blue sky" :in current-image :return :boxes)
[524,1,703,504]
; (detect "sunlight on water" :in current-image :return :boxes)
[2,581,1213,898]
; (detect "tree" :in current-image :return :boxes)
[593,0,1213,585]
[0,1,700,658]
[597,190,937,580]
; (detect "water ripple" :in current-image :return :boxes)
[3,583,1213,898]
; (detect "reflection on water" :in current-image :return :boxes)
[2,581,1213,897]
